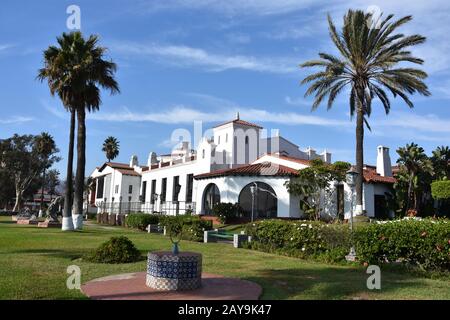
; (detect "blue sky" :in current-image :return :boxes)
[1,0,450,178]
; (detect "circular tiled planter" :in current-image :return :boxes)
[146,251,202,291]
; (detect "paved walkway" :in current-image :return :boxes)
[81,272,262,300]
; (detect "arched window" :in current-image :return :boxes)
[203,183,221,215]
[202,149,206,159]
[238,182,277,219]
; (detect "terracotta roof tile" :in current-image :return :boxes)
[194,162,299,180]
[363,168,396,184]
[117,169,141,176]
[214,119,263,129]
[262,154,312,165]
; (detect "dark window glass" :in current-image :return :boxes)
[150,180,157,204]
[96,177,104,199]
[128,185,133,194]
[172,176,180,202]
[186,174,194,203]
[141,181,147,203]
[161,178,167,202]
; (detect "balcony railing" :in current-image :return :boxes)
[98,201,196,216]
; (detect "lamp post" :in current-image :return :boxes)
[345,166,358,262]
[250,184,256,223]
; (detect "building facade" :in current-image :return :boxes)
[89,116,396,220]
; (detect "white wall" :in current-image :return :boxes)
[194,176,298,217]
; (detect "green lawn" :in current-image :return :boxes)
[0,216,449,300]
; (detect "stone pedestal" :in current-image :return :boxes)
[17,219,38,225]
[38,220,62,228]
[146,251,202,291]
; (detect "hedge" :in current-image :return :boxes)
[244,218,450,271]
[431,180,450,200]
[125,214,160,231]
[125,213,213,242]
[244,220,351,263]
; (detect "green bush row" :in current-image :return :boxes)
[125,213,213,242]
[125,213,160,231]
[431,180,450,200]
[244,218,450,270]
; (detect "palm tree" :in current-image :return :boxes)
[38,32,119,230]
[397,143,433,214]
[102,136,120,162]
[300,10,430,216]
[35,132,58,216]
[431,146,450,180]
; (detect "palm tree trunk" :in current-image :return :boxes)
[407,173,414,212]
[74,108,86,230]
[62,110,75,231]
[355,107,364,215]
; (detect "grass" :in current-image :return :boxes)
[0,216,449,300]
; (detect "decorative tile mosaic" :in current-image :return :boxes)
[146,252,202,291]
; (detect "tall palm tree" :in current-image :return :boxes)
[102,136,120,162]
[397,143,433,213]
[300,10,430,216]
[431,146,450,180]
[35,132,58,216]
[38,32,119,230]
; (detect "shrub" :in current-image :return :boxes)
[84,236,141,264]
[160,215,213,242]
[244,218,450,271]
[125,213,160,231]
[431,180,450,200]
[212,203,241,224]
[355,218,450,271]
[244,219,350,260]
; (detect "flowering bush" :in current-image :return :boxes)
[244,218,450,271]
[244,220,350,262]
[355,218,450,270]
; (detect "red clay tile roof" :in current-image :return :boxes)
[195,162,299,180]
[260,154,312,166]
[117,169,141,177]
[99,162,131,172]
[363,168,396,184]
[214,119,263,129]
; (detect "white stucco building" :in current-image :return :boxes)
[89,116,396,220]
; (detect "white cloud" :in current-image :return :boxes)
[110,42,298,74]
[88,104,350,128]
[285,96,313,107]
[0,116,33,124]
[42,100,68,119]
[140,0,319,16]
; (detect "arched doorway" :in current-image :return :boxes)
[203,183,221,215]
[238,182,277,219]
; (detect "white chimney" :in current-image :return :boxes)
[130,155,139,168]
[376,146,392,177]
[147,152,158,167]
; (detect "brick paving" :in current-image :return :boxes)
[81,272,262,300]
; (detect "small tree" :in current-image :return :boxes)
[285,159,350,221]
[431,180,450,217]
[0,134,59,211]
[45,169,60,201]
